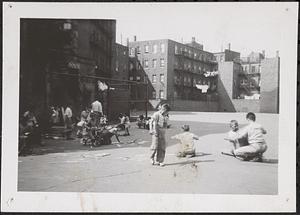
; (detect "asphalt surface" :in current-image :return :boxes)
[18,112,278,194]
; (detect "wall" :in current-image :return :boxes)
[217,61,235,112]
[260,57,280,113]
[231,99,260,113]
[109,89,130,120]
[170,99,219,112]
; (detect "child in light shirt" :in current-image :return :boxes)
[171,125,200,158]
[228,112,267,162]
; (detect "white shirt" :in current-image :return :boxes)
[64,107,72,118]
[92,100,103,113]
[172,132,199,152]
[238,122,266,144]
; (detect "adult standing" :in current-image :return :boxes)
[149,103,171,167]
[91,100,103,126]
[64,103,73,140]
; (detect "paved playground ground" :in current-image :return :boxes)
[18,112,278,194]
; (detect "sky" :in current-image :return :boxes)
[109,2,295,58]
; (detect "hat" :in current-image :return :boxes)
[181,125,190,131]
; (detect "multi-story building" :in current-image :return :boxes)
[214,44,240,63]
[238,51,265,99]
[217,49,280,113]
[20,19,116,118]
[128,37,218,110]
[109,43,131,118]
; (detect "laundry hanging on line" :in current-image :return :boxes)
[97,80,108,91]
[195,84,209,93]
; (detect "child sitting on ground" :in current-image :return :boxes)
[171,125,200,158]
[225,120,249,151]
[228,112,267,162]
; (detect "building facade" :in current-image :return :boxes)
[109,43,131,119]
[20,19,116,118]
[238,51,265,99]
[129,38,218,110]
[216,49,280,113]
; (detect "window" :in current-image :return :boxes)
[130,48,135,56]
[129,76,133,81]
[152,91,156,99]
[244,66,248,73]
[175,45,178,54]
[144,59,149,68]
[153,59,157,68]
[194,53,197,59]
[136,76,141,81]
[159,90,164,99]
[145,45,149,53]
[174,61,178,69]
[115,61,119,72]
[153,44,158,53]
[123,50,127,56]
[174,91,178,98]
[123,65,127,72]
[160,44,165,53]
[136,46,141,54]
[160,58,165,67]
[252,66,256,73]
[63,22,72,30]
[129,63,134,70]
[152,74,157,83]
[160,74,164,83]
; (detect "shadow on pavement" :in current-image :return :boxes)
[195,152,212,157]
[166,159,215,167]
[262,158,278,164]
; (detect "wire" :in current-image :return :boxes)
[50,72,147,85]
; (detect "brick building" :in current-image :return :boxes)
[238,51,265,99]
[128,37,218,110]
[216,49,280,113]
[20,19,116,119]
[109,43,131,118]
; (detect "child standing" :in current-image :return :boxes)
[149,103,171,167]
[171,125,199,158]
[229,112,267,162]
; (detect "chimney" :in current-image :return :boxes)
[192,37,195,43]
[134,35,137,42]
[228,43,231,51]
[276,50,279,57]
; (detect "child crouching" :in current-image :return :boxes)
[171,125,199,158]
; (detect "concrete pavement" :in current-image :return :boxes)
[18,112,278,194]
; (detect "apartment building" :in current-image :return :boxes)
[238,51,265,99]
[128,38,218,109]
[20,19,116,116]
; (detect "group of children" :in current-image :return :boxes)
[149,104,268,166]
[76,108,115,146]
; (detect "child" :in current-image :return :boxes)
[229,112,267,162]
[98,125,121,145]
[137,115,145,129]
[171,125,199,158]
[149,103,171,166]
[225,120,249,151]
